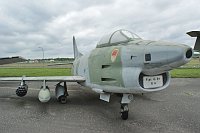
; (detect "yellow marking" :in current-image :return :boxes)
[184,92,193,96]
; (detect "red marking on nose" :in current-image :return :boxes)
[112,50,118,57]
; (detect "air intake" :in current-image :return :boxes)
[186,48,193,59]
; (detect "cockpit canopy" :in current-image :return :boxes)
[96,29,141,48]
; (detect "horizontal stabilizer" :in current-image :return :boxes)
[187,31,200,51]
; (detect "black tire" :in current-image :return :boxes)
[121,111,128,120]
[59,95,67,104]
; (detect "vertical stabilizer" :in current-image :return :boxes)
[187,31,200,51]
[73,36,83,59]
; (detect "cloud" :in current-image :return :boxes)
[0,0,199,58]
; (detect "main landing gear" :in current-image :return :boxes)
[60,82,69,104]
[55,82,69,104]
[120,94,133,120]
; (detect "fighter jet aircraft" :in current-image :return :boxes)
[0,29,199,120]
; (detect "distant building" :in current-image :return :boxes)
[28,60,39,63]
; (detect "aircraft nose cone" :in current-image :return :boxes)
[145,42,192,64]
[166,43,192,63]
[143,41,193,74]
[166,44,193,69]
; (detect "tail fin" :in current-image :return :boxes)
[187,31,200,51]
[73,36,83,59]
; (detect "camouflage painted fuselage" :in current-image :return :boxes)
[73,38,192,94]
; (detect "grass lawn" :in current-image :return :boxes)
[170,68,200,78]
[0,68,199,78]
[0,68,71,77]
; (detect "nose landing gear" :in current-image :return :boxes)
[120,94,133,120]
[120,104,129,120]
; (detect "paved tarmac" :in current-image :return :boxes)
[0,78,199,133]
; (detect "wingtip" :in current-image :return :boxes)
[187,31,200,37]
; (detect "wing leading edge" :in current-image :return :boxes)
[0,76,85,82]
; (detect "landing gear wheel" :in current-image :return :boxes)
[121,111,128,120]
[59,95,67,104]
[120,104,129,120]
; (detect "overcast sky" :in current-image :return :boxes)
[0,0,199,59]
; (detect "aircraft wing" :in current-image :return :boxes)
[0,76,85,82]
[0,56,26,65]
[0,75,85,104]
